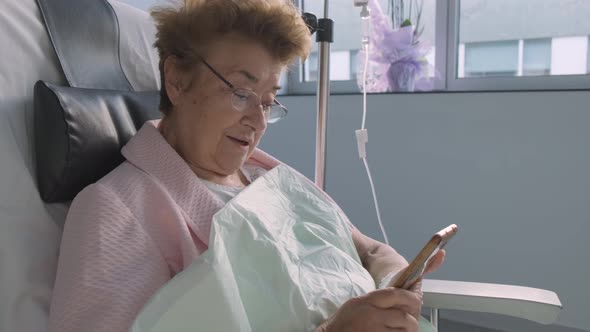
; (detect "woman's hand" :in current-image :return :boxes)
[401,249,446,319]
[315,250,446,332]
[316,287,422,332]
[339,228,447,331]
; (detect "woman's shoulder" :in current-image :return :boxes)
[97,160,151,192]
[71,161,156,216]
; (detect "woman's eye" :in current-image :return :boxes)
[234,92,250,101]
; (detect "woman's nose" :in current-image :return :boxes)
[243,104,268,131]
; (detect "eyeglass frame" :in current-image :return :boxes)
[195,55,288,124]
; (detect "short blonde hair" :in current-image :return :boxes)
[151,0,312,115]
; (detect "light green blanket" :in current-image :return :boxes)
[131,165,435,332]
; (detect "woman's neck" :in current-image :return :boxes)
[158,116,247,187]
[188,162,247,188]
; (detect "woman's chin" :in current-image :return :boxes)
[215,141,255,173]
[218,158,248,174]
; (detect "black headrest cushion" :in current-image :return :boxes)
[34,81,161,203]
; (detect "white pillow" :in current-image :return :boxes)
[0,1,159,331]
[110,0,161,92]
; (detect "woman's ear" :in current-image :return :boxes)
[163,56,186,106]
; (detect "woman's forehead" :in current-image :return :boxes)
[216,58,283,89]
[229,67,282,89]
[203,34,283,87]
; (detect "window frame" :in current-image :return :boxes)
[287,0,590,95]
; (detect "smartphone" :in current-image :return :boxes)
[389,224,458,289]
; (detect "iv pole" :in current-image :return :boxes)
[303,0,333,190]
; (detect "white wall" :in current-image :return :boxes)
[260,90,590,332]
[551,36,589,75]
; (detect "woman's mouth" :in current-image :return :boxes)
[228,136,250,147]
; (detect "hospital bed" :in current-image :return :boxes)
[0,0,562,330]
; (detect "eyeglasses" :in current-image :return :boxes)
[198,56,288,124]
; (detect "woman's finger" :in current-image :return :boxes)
[364,287,422,311]
[424,249,445,275]
[382,308,419,331]
[390,301,422,319]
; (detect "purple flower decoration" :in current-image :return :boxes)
[357,0,433,92]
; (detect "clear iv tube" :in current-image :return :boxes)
[358,6,390,246]
[361,11,370,130]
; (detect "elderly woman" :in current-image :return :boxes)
[48,0,443,331]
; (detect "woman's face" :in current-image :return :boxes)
[164,33,284,176]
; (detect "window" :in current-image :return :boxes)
[297,0,436,87]
[462,41,519,78]
[459,38,553,78]
[523,39,552,76]
[291,0,590,94]
[459,0,589,78]
[304,50,354,81]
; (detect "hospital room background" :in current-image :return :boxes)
[271,2,590,330]
[1,0,589,331]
